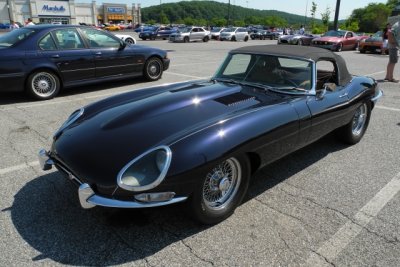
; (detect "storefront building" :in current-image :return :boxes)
[0,0,142,26]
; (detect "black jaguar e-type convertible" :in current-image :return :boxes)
[39,46,382,224]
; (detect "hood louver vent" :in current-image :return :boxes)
[215,92,256,106]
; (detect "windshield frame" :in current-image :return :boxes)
[212,52,316,95]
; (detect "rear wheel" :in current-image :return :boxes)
[244,36,249,42]
[26,70,60,100]
[203,36,209,42]
[143,57,163,81]
[336,101,371,144]
[125,38,135,44]
[188,155,250,224]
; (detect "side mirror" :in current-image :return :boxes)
[316,87,327,100]
[119,40,126,50]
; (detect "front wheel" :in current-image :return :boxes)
[143,57,163,81]
[187,155,250,224]
[244,36,249,42]
[125,38,135,44]
[26,70,60,100]
[336,101,371,144]
[184,36,189,43]
[336,42,343,52]
[297,39,303,46]
[203,36,209,42]
[231,36,236,41]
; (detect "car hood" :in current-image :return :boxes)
[52,81,289,186]
[315,36,343,42]
[364,37,382,42]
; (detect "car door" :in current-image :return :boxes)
[306,60,351,143]
[38,29,95,85]
[343,31,357,49]
[79,27,141,78]
[190,27,201,41]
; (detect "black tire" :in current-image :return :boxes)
[125,38,135,44]
[244,36,249,42]
[298,39,303,46]
[359,49,366,54]
[141,37,147,40]
[336,101,371,144]
[203,36,209,42]
[231,36,236,41]
[187,154,251,224]
[336,42,343,52]
[251,36,255,40]
[184,36,189,43]
[143,57,163,81]
[26,70,61,100]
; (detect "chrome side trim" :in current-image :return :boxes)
[38,149,54,170]
[371,89,383,103]
[78,183,187,209]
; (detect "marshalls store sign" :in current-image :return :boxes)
[37,1,71,16]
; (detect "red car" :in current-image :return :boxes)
[311,30,368,52]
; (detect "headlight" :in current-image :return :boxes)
[117,146,172,192]
[54,108,84,138]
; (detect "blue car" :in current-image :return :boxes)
[0,24,170,100]
[139,26,177,40]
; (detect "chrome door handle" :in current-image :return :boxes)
[339,93,348,98]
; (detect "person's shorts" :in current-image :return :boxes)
[389,48,398,63]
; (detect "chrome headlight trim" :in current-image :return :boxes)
[117,146,172,192]
[53,107,84,138]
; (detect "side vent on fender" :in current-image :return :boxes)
[214,92,256,106]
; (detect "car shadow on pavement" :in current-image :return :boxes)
[0,77,150,105]
[9,133,347,265]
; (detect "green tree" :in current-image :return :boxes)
[160,11,170,24]
[347,3,391,32]
[321,7,331,31]
[310,2,317,29]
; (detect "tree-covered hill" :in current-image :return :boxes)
[141,1,320,27]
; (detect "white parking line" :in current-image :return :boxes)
[0,161,39,175]
[364,70,385,77]
[305,170,400,266]
[376,105,400,112]
[165,71,207,79]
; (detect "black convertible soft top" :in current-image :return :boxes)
[232,45,352,86]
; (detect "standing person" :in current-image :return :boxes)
[384,22,399,83]
[299,25,305,35]
[25,18,35,26]
[382,23,390,55]
[9,20,19,31]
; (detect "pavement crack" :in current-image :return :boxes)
[310,249,336,267]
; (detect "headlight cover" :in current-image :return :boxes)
[117,146,172,192]
[53,108,84,138]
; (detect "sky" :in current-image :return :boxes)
[85,0,388,20]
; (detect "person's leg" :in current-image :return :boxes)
[385,48,398,81]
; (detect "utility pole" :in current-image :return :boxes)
[333,0,341,30]
[228,0,231,26]
[6,0,12,22]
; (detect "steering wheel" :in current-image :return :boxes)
[283,77,300,87]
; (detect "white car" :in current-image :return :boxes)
[210,27,226,40]
[219,27,249,42]
[169,27,211,43]
[115,34,136,44]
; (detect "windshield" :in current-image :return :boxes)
[179,27,192,33]
[323,30,346,37]
[222,28,236,33]
[213,53,313,93]
[0,28,36,48]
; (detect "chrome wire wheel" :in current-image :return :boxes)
[31,72,58,98]
[352,103,367,136]
[202,158,242,211]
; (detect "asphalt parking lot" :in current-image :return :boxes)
[1,33,400,266]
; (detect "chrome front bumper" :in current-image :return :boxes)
[371,89,383,104]
[38,149,188,209]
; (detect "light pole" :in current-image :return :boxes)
[6,0,12,22]
[333,0,341,31]
[228,0,231,26]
